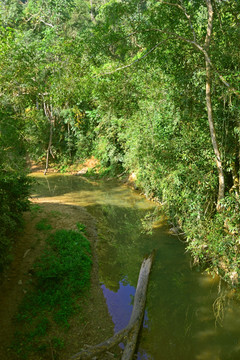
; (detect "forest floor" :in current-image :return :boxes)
[0,195,118,359]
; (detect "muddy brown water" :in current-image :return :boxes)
[31,173,240,360]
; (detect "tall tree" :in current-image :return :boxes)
[94,0,240,209]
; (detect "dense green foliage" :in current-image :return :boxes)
[0,0,239,284]
[0,171,30,270]
[12,227,92,358]
[0,99,31,270]
[0,18,32,269]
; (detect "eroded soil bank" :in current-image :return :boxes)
[0,200,116,360]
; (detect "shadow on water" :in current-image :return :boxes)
[31,173,240,360]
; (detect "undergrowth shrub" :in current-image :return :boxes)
[186,194,240,286]
[0,170,31,271]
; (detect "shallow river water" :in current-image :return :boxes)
[32,173,240,360]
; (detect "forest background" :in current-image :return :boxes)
[0,0,239,286]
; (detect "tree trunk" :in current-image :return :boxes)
[121,253,154,360]
[205,0,225,209]
[205,59,225,208]
[90,0,95,22]
[44,119,53,176]
[43,102,54,176]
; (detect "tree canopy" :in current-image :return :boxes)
[0,0,239,284]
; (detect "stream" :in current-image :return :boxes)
[32,173,240,360]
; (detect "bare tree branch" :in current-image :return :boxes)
[40,19,54,28]
[97,38,174,77]
[24,10,54,28]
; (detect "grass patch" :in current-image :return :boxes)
[12,228,92,358]
[30,203,42,214]
[35,218,52,231]
[76,222,86,233]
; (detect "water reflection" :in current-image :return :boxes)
[101,280,149,359]
[101,281,135,332]
[31,173,240,360]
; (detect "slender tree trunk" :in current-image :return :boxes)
[90,0,95,22]
[205,0,225,209]
[43,102,54,176]
[231,147,239,197]
[44,119,53,175]
[239,146,240,195]
[205,59,225,207]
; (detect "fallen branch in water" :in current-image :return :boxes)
[69,251,155,360]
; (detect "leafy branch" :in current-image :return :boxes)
[97,3,240,99]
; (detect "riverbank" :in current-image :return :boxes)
[0,200,116,359]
